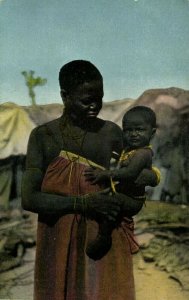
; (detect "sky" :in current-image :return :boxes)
[1,0,189,105]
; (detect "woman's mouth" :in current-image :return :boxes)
[87,111,98,117]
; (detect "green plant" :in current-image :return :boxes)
[21,70,47,106]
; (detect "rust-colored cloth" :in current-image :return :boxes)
[35,151,136,300]
[41,150,105,196]
[35,217,136,300]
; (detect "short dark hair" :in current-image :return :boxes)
[123,106,157,128]
[59,60,103,93]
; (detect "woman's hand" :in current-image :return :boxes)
[84,167,111,184]
[86,188,123,222]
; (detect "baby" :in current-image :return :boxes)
[85,106,159,260]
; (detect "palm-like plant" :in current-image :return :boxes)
[21,70,47,106]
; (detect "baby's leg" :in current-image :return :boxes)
[86,220,114,260]
[85,190,145,260]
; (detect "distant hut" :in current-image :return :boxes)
[0,103,35,209]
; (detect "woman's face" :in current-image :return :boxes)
[64,80,103,121]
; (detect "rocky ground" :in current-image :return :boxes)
[0,247,35,300]
[134,252,189,300]
[0,248,189,300]
[0,201,189,300]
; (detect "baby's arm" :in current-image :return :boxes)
[111,149,152,181]
[85,149,151,184]
[135,167,160,187]
[84,168,111,184]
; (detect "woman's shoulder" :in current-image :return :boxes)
[96,118,122,132]
[30,117,61,137]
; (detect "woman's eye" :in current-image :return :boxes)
[81,99,91,105]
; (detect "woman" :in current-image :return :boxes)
[22,60,157,300]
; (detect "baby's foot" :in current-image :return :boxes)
[86,234,112,260]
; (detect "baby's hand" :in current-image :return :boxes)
[84,168,111,184]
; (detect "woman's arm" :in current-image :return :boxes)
[22,168,82,215]
[114,193,144,218]
[21,127,80,215]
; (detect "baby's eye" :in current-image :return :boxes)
[123,127,132,132]
[137,127,144,131]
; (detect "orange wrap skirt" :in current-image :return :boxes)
[35,151,137,300]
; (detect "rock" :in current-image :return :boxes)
[170,270,189,291]
[135,201,189,290]
[136,233,155,248]
[0,211,36,274]
[134,87,189,203]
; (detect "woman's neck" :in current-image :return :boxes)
[61,111,98,131]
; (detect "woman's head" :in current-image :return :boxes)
[59,60,103,121]
[59,60,103,93]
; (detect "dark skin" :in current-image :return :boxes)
[22,80,157,230]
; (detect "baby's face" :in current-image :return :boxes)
[122,114,156,149]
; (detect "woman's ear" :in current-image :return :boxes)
[60,89,68,104]
[60,89,67,98]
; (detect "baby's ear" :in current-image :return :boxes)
[151,127,156,137]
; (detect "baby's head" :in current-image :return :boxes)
[59,60,103,120]
[122,106,156,149]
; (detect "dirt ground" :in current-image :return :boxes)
[134,252,189,300]
[1,208,189,300]
[0,247,189,300]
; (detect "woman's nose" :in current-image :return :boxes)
[89,103,96,109]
